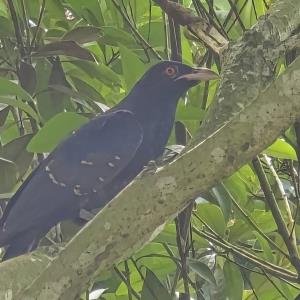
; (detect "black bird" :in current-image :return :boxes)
[0,61,218,260]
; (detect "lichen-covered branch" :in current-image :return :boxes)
[0,1,299,299]
[195,0,300,142]
[2,52,299,300]
[153,0,228,54]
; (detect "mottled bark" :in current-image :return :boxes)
[0,0,299,299]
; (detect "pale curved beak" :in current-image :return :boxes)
[176,67,220,81]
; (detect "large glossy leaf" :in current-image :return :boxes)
[211,183,232,222]
[98,26,138,48]
[188,258,216,285]
[62,26,102,44]
[120,46,147,91]
[0,105,10,126]
[0,77,33,102]
[0,157,18,193]
[195,203,226,237]
[27,112,89,153]
[34,41,95,61]
[0,98,39,121]
[1,134,34,178]
[223,261,244,300]
[18,61,37,95]
[264,138,297,160]
[141,268,172,300]
[71,60,121,87]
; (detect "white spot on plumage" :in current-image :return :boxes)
[74,185,82,196]
[92,188,97,193]
[108,162,115,168]
[81,160,93,165]
[48,173,59,185]
[98,177,104,182]
[47,170,66,187]
[73,185,88,196]
[2,222,7,232]
[73,188,82,196]
[114,155,121,160]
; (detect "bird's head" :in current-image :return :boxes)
[138,60,219,99]
[121,61,219,116]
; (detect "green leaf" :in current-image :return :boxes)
[264,138,297,160]
[2,134,34,178]
[116,263,145,296]
[119,46,146,91]
[48,84,103,113]
[0,105,10,126]
[0,157,18,193]
[254,232,274,262]
[27,112,89,153]
[62,26,102,44]
[35,59,61,122]
[195,203,226,236]
[141,268,172,300]
[0,16,13,37]
[223,261,244,300]
[18,61,37,95]
[251,210,277,234]
[211,183,232,222]
[0,77,33,102]
[188,258,216,285]
[0,98,39,121]
[70,76,107,104]
[175,102,205,121]
[34,41,95,61]
[98,26,138,48]
[223,172,248,206]
[71,60,121,87]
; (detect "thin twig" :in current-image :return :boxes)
[113,266,141,300]
[111,0,162,60]
[193,227,299,282]
[263,154,297,246]
[7,0,25,57]
[30,0,46,49]
[193,215,298,277]
[220,181,289,258]
[252,156,300,274]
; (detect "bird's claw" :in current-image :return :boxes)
[141,160,161,176]
[79,209,96,222]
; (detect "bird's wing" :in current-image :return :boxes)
[0,110,143,241]
[46,109,144,192]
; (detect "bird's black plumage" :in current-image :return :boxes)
[0,61,218,260]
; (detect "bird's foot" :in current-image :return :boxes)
[141,160,162,176]
[79,209,96,222]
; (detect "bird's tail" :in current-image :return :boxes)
[1,232,39,261]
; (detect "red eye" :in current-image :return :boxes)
[164,66,177,77]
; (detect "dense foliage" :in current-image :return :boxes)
[1,0,300,299]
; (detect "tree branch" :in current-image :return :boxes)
[195,0,300,143]
[153,0,228,54]
[0,1,299,298]
[252,156,300,273]
[1,51,299,300]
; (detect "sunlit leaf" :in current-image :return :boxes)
[188,258,216,285]
[27,112,89,153]
[223,261,244,300]
[0,77,33,102]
